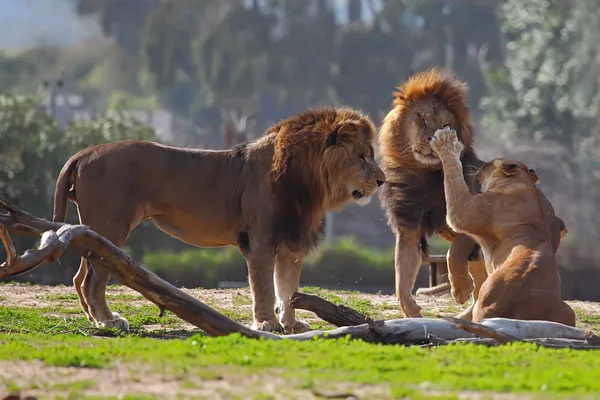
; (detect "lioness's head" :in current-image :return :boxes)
[379,68,474,170]
[267,106,385,248]
[476,158,540,193]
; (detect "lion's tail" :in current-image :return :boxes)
[53,154,80,222]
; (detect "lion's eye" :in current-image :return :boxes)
[418,115,427,127]
[360,155,366,164]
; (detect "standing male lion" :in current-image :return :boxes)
[378,68,486,318]
[53,106,386,333]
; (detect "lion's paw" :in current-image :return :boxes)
[284,320,311,334]
[252,319,284,333]
[451,283,473,305]
[449,274,474,305]
[101,312,130,331]
[430,127,463,157]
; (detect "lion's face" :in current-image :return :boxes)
[404,101,460,168]
[339,140,386,207]
[476,158,539,193]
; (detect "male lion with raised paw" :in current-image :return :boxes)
[429,127,576,326]
[53,106,386,334]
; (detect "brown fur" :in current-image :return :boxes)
[378,68,486,317]
[430,128,575,327]
[53,106,385,333]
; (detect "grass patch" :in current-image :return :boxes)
[0,332,600,394]
[2,285,600,398]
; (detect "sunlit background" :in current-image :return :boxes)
[0,0,598,299]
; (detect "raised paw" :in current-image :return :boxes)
[283,320,311,334]
[100,312,130,331]
[430,126,463,157]
[252,319,284,333]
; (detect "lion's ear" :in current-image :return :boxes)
[326,122,359,147]
[528,168,540,184]
[501,163,519,177]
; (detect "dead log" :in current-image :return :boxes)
[289,291,367,327]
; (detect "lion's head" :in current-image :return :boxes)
[475,158,540,194]
[379,68,474,170]
[266,106,385,249]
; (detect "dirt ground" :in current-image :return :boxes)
[0,284,598,399]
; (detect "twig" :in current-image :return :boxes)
[289,291,367,327]
[365,316,388,344]
[438,315,519,344]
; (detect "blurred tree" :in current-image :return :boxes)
[70,0,159,53]
[481,0,600,256]
[0,94,156,219]
[480,0,582,147]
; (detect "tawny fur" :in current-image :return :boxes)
[430,128,575,327]
[53,106,385,334]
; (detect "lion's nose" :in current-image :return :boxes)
[377,180,385,187]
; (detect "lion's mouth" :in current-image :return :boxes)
[351,190,371,206]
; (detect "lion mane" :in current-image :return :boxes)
[266,107,378,251]
[378,68,480,240]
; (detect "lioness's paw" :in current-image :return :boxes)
[101,312,130,331]
[430,127,463,156]
[284,320,311,334]
[252,319,284,333]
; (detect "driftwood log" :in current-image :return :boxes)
[0,198,599,348]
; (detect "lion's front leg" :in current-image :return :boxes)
[274,252,310,334]
[394,229,423,318]
[430,128,480,234]
[246,248,283,333]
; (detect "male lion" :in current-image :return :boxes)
[53,106,386,333]
[429,128,576,326]
[378,68,487,317]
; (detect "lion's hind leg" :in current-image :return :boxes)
[73,258,93,323]
[78,208,133,331]
[446,234,476,305]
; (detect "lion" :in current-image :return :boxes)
[429,127,576,326]
[378,68,488,317]
[53,106,386,333]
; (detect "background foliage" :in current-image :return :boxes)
[1,0,599,298]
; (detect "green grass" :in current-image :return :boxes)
[1,285,600,398]
[1,332,600,394]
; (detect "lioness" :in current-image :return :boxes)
[429,128,576,326]
[53,106,386,333]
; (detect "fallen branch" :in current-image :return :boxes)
[289,291,367,327]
